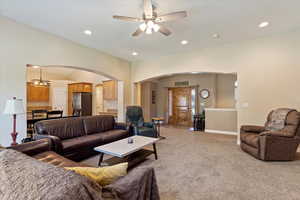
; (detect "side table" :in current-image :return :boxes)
[152,117,166,139]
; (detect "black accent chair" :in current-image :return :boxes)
[126,106,157,138]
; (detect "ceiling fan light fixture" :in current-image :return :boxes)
[153,24,160,32]
[147,20,154,28]
[146,27,153,34]
[139,23,147,31]
[113,0,187,37]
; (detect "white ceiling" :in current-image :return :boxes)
[1,0,300,61]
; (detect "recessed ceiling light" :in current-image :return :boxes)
[32,65,40,69]
[132,52,138,56]
[181,40,189,45]
[259,21,269,28]
[212,33,220,39]
[84,30,92,35]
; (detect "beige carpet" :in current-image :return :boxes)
[82,127,300,200]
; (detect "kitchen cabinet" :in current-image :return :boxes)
[68,82,93,115]
[103,80,118,100]
[27,83,49,102]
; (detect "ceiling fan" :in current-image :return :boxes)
[113,0,187,37]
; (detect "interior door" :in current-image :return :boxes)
[169,87,192,126]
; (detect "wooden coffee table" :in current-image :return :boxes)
[94,136,159,168]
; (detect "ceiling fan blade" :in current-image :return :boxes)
[113,15,142,22]
[156,11,187,22]
[132,28,144,37]
[144,0,153,19]
[159,25,172,36]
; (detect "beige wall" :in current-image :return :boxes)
[216,74,237,108]
[141,82,157,121]
[205,109,238,133]
[132,28,300,143]
[27,68,70,81]
[0,16,131,146]
[152,73,236,119]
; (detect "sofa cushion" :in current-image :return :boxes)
[33,151,89,168]
[35,117,86,139]
[100,129,129,144]
[0,149,102,200]
[62,130,129,152]
[83,115,115,135]
[62,134,104,152]
[240,133,259,148]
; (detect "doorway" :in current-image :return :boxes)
[168,87,197,126]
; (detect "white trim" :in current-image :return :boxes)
[205,108,237,112]
[205,129,237,135]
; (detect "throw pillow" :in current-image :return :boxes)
[65,162,128,186]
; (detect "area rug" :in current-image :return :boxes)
[82,126,300,200]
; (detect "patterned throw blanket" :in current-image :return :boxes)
[265,108,295,131]
[0,149,103,200]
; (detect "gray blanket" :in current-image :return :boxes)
[265,108,295,131]
[0,149,103,200]
[104,167,160,200]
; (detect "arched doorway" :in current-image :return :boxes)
[26,64,125,136]
[134,72,238,138]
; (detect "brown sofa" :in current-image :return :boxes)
[240,109,300,161]
[35,115,131,161]
[7,139,160,200]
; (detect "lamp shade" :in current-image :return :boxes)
[3,98,25,115]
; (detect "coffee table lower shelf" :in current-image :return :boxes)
[98,149,156,169]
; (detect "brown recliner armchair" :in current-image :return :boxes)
[240,109,300,161]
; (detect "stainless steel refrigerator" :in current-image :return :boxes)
[72,92,92,116]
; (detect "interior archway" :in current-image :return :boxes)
[26,64,125,137]
[134,71,239,141]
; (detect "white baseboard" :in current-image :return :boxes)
[205,129,237,135]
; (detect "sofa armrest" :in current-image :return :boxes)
[34,135,63,154]
[114,122,127,130]
[241,125,265,133]
[259,131,293,138]
[7,138,52,156]
[259,134,299,161]
[103,167,160,200]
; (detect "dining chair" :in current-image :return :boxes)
[32,110,48,119]
[47,110,63,119]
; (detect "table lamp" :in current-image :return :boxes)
[3,97,25,146]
